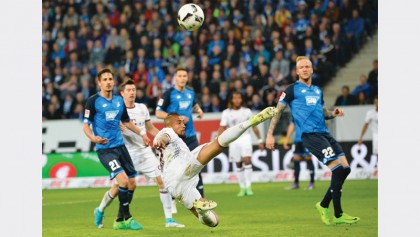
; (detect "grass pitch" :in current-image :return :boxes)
[43,180,377,237]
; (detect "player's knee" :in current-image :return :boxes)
[344,166,351,176]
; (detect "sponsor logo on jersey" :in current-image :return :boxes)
[84,109,90,118]
[105,110,119,121]
[305,96,318,105]
[179,101,190,109]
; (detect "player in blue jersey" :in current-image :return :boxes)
[265,56,360,225]
[155,67,205,212]
[83,68,143,230]
[283,118,315,190]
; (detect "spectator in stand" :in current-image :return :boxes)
[345,9,365,54]
[89,40,106,67]
[351,74,373,100]
[104,41,122,67]
[250,94,264,111]
[355,91,370,105]
[210,94,224,112]
[270,50,290,79]
[334,85,358,106]
[200,94,212,113]
[367,59,378,100]
[61,92,76,119]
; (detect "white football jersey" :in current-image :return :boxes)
[153,127,192,171]
[220,107,253,141]
[121,103,150,151]
[364,109,378,137]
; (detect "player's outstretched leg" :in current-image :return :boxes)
[250,107,278,126]
[315,202,331,225]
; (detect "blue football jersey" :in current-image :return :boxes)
[83,93,130,150]
[156,87,197,138]
[279,81,329,134]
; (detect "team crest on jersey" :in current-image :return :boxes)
[315,89,320,94]
[301,89,307,93]
[84,109,90,118]
[187,93,192,99]
[102,104,107,108]
[279,92,286,101]
[157,98,164,106]
[116,101,121,107]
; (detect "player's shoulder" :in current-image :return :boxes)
[135,102,148,110]
[86,93,99,103]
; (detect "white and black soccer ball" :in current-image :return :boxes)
[177,3,205,31]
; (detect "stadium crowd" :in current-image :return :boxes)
[42,0,378,122]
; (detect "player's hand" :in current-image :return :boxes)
[265,134,275,150]
[94,136,108,144]
[333,107,344,117]
[179,115,189,124]
[153,140,166,150]
[283,142,290,150]
[119,124,126,132]
[258,142,264,151]
[142,134,151,146]
[197,109,203,119]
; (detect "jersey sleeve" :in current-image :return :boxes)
[120,100,130,123]
[83,97,96,124]
[280,84,294,105]
[154,128,176,145]
[139,103,151,121]
[156,89,171,112]
[219,110,229,126]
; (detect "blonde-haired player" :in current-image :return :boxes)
[217,91,264,196]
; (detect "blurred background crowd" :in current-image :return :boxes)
[42,0,378,122]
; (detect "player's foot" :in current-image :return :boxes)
[171,199,178,214]
[93,207,104,228]
[193,199,218,212]
[113,220,127,230]
[165,218,185,228]
[125,217,143,230]
[333,213,360,225]
[284,183,299,190]
[245,187,254,196]
[315,202,331,225]
[237,188,246,197]
[305,182,315,190]
[250,107,278,126]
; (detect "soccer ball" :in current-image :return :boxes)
[177,3,205,31]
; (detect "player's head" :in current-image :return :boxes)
[228,91,245,109]
[174,67,188,89]
[295,56,313,82]
[164,113,186,137]
[119,79,136,102]
[96,68,115,92]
